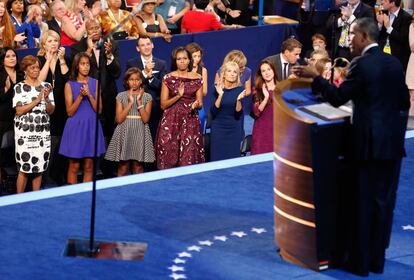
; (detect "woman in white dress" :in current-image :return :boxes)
[13,55,55,193]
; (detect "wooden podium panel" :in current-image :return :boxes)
[273,79,350,271]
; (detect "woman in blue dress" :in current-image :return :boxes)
[7,0,40,49]
[210,61,246,161]
[59,53,105,184]
[214,50,252,138]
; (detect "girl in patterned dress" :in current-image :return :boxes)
[13,55,55,193]
[105,68,155,176]
[156,47,205,169]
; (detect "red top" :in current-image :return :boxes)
[60,12,83,46]
[181,11,222,33]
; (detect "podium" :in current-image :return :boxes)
[273,79,351,271]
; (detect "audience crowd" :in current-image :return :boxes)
[0,0,413,193]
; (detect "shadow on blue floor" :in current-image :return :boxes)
[0,139,413,279]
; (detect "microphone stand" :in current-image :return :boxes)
[63,11,148,260]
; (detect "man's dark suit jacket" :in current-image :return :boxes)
[378,8,412,70]
[312,45,409,275]
[326,2,375,59]
[126,56,168,140]
[47,19,61,36]
[264,53,297,81]
[313,46,409,160]
[70,38,122,137]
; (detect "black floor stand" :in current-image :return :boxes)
[63,50,147,260]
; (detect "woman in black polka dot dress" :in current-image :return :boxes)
[12,56,55,193]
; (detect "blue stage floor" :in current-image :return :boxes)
[0,137,413,279]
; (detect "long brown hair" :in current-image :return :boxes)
[0,0,16,48]
[254,60,277,103]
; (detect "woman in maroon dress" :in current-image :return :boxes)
[156,47,204,169]
[251,59,277,155]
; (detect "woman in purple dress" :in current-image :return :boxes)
[59,53,105,184]
[251,60,277,155]
[156,47,204,169]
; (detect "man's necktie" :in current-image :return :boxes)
[283,63,288,80]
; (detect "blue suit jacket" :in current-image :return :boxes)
[312,46,410,160]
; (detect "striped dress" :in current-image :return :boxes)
[105,91,155,163]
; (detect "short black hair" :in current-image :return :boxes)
[136,35,152,46]
[194,0,209,10]
[123,67,144,90]
[355,18,379,42]
[389,0,402,7]
[171,47,193,71]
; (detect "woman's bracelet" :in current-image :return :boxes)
[138,104,144,110]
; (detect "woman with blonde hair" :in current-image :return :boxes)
[214,49,252,138]
[37,30,70,185]
[60,0,93,46]
[210,61,246,161]
[215,50,251,97]
[315,57,332,81]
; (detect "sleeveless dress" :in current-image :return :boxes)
[195,65,207,132]
[13,82,54,173]
[139,14,161,33]
[156,74,205,169]
[251,91,273,155]
[105,91,155,163]
[59,79,106,158]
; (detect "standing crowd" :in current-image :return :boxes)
[0,0,277,193]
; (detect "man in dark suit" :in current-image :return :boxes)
[294,18,409,276]
[47,0,65,35]
[377,0,411,70]
[326,0,375,61]
[265,38,302,81]
[126,35,168,141]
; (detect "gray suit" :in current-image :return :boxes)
[265,53,297,80]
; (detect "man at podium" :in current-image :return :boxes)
[293,18,410,276]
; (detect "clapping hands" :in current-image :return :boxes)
[191,100,200,110]
[80,83,90,97]
[237,90,246,101]
[215,82,224,96]
[177,82,185,97]
[262,85,269,99]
